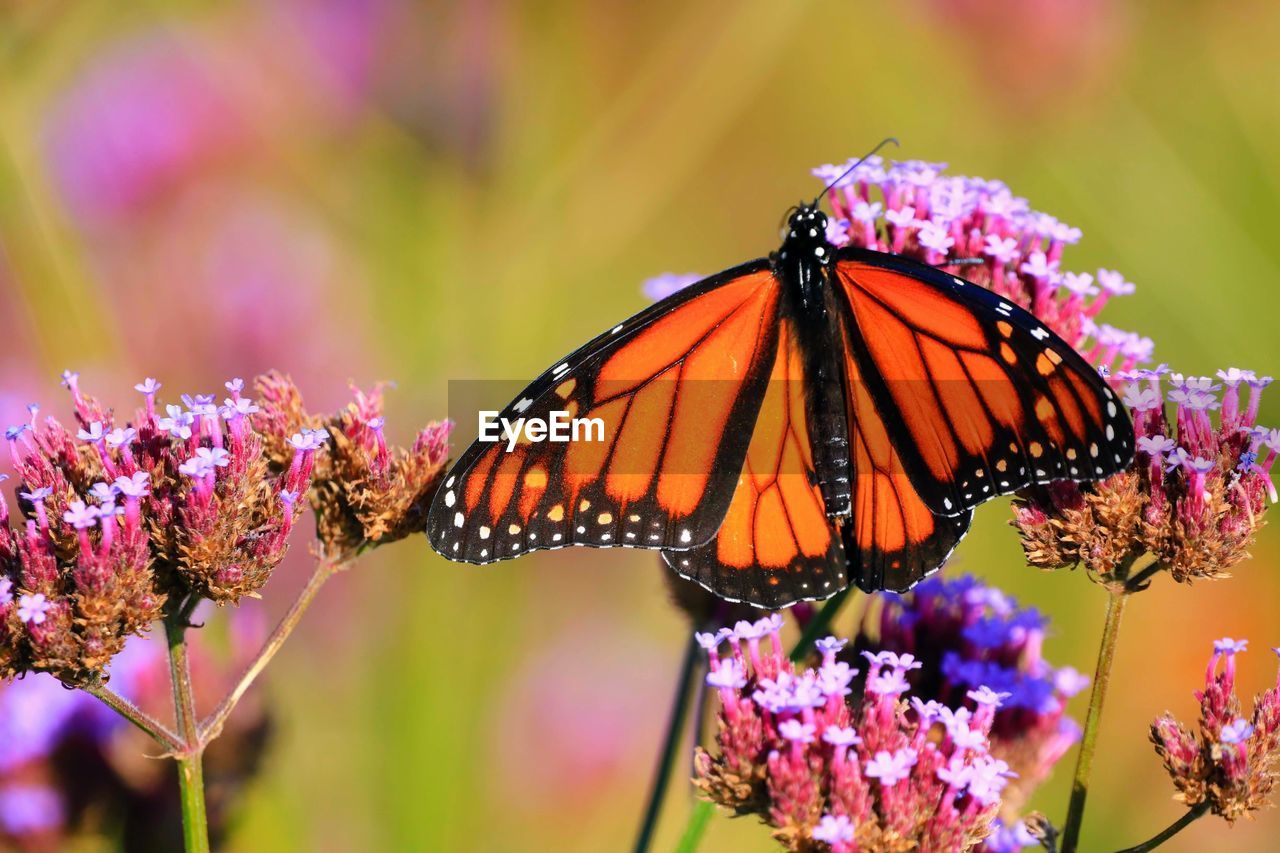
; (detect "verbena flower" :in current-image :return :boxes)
[0,614,268,847]
[861,575,1085,849]
[812,157,1146,367]
[1,372,450,684]
[1150,639,1280,822]
[252,372,452,560]
[695,614,1014,851]
[1013,368,1276,583]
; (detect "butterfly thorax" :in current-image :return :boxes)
[773,205,853,519]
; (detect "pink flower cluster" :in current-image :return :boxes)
[1151,639,1280,822]
[813,156,1146,369]
[695,616,1014,851]
[1014,366,1276,583]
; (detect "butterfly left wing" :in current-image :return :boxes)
[427,262,783,563]
[663,318,848,608]
[832,248,1134,517]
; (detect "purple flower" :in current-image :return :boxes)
[1220,718,1254,745]
[1214,638,1249,655]
[1136,435,1176,456]
[4,424,27,441]
[20,487,53,503]
[88,482,118,503]
[694,631,721,651]
[812,814,854,845]
[864,747,917,785]
[178,456,215,479]
[778,719,815,744]
[0,577,12,606]
[76,421,106,443]
[884,206,917,229]
[918,220,955,254]
[105,427,137,448]
[62,500,99,530]
[850,200,882,223]
[815,636,847,656]
[113,472,151,498]
[1097,269,1135,295]
[706,659,748,690]
[225,378,245,394]
[134,378,161,394]
[17,593,51,625]
[1018,251,1058,279]
[59,370,78,389]
[967,755,1015,805]
[288,430,328,452]
[868,668,911,696]
[822,725,861,747]
[194,446,232,468]
[1060,272,1098,296]
[221,397,261,418]
[968,686,1011,707]
[641,272,701,302]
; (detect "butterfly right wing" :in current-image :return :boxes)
[837,292,973,593]
[427,261,783,563]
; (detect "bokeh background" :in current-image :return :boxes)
[2,0,1279,849]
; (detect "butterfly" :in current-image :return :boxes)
[426,161,1134,609]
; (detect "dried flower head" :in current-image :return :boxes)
[1013,368,1275,584]
[861,575,1085,835]
[252,372,452,560]
[1150,639,1280,823]
[695,614,1015,851]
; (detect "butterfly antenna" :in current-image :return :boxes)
[812,137,900,208]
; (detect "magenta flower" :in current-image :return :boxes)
[694,613,1013,850]
[1014,363,1277,583]
[1150,641,1280,822]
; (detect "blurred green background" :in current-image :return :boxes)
[2,0,1279,850]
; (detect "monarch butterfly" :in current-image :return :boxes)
[426,157,1134,609]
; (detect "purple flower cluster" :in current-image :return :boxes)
[695,615,1014,851]
[863,575,1086,849]
[813,157,1145,367]
[1014,366,1276,583]
[1151,639,1280,822]
[0,374,321,682]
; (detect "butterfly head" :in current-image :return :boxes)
[778,203,833,265]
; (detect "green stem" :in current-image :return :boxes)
[82,682,182,751]
[1061,586,1129,853]
[633,632,702,853]
[165,610,210,853]
[791,587,854,663]
[675,800,714,853]
[1112,802,1210,852]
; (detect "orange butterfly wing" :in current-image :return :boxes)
[427,262,783,562]
[664,319,849,608]
[832,249,1132,516]
[838,307,972,592]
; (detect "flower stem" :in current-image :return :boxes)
[675,801,714,853]
[633,631,703,853]
[199,556,342,742]
[791,587,853,662]
[1061,586,1128,853]
[165,609,210,853]
[1113,802,1209,852]
[83,681,182,751]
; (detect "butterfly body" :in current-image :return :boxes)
[427,201,1134,608]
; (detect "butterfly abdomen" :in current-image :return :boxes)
[776,206,852,518]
